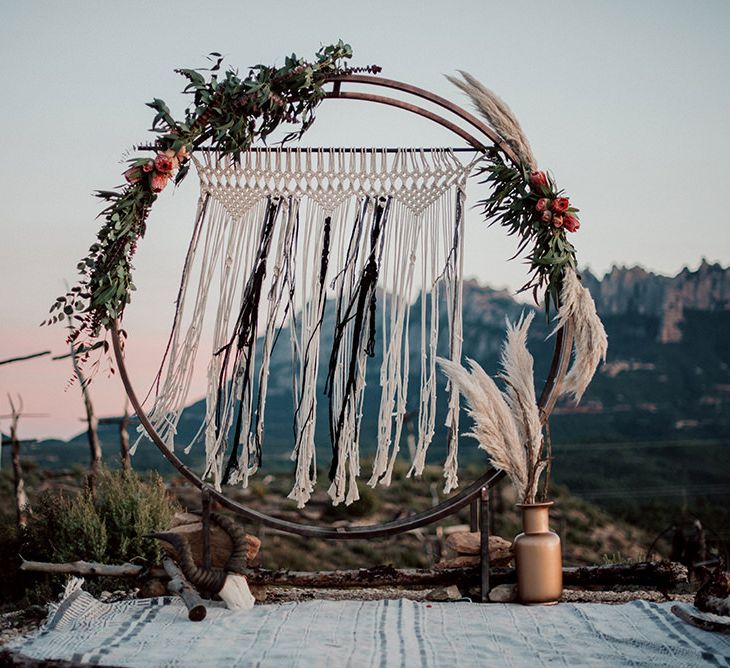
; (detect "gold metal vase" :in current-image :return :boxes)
[514,502,562,605]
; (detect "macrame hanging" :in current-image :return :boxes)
[140,147,476,506]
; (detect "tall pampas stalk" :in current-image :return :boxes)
[445,70,537,171]
[438,313,546,503]
[499,312,545,501]
[551,269,608,403]
[438,357,529,502]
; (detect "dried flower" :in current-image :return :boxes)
[123,166,142,184]
[529,171,548,190]
[535,198,550,212]
[551,197,570,213]
[553,214,564,228]
[142,160,154,173]
[564,213,580,232]
[150,172,170,193]
[154,152,176,174]
[541,210,553,223]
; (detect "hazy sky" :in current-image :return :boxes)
[1,0,728,440]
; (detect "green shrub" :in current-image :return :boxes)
[29,491,109,563]
[94,468,178,564]
[25,467,178,566]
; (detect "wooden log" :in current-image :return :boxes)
[242,561,688,589]
[19,559,688,591]
[563,561,688,589]
[20,559,165,579]
[162,557,207,621]
[243,564,482,589]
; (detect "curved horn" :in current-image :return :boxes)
[146,531,227,593]
[210,513,249,574]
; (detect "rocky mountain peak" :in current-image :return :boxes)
[581,261,730,343]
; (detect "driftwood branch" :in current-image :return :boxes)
[562,561,688,588]
[20,559,164,579]
[19,559,688,591]
[162,556,207,621]
[8,395,30,529]
[58,321,102,495]
[242,560,688,590]
[0,351,51,366]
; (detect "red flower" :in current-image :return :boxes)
[551,197,570,213]
[150,172,170,193]
[541,210,553,223]
[123,166,142,184]
[535,198,550,212]
[530,171,548,190]
[154,152,176,174]
[553,214,564,228]
[564,213,580,232]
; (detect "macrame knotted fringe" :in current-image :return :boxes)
[142,148,475,505]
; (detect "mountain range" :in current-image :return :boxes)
[14,261,730,505]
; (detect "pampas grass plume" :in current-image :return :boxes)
[552,269,608,403]
[446,71,537,170]
[437,357,529,502]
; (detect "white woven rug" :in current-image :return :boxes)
[7,591,730,667]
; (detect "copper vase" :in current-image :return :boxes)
[514,502,562,605]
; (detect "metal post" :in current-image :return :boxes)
[469,499,479,533]
[201,487,211,571]
[479,487,490,602]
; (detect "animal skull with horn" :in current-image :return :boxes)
[148,512,255,609]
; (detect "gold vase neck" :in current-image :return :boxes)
[517,502,553,534]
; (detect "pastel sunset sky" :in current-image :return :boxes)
[1,0,728,440]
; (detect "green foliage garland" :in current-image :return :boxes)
[47,42,580,376]
[45,41,361,367]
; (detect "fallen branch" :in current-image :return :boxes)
[245,564,482,589]
[563,561,688,589]
[242,561,688,590]
[19,559,688,591]
[20,559,164,579]
[162,556,207,622]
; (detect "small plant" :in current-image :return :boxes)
[602,552,635,565]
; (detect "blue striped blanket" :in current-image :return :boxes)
[8,591,730,667]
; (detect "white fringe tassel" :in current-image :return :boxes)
[143,148,474,505]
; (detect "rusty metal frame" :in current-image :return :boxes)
[111,73,574,598]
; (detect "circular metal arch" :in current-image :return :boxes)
[111,74,574,538]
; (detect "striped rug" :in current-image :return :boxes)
[7,591,730,667]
